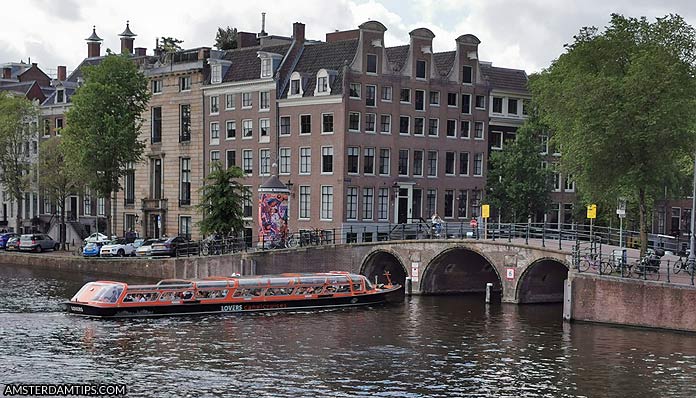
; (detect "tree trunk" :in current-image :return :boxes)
[105,193,112,239]
[638,187,648,257]
[60,197,66,251]
[14,190,22,234]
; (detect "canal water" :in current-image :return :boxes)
[1,264,696,397]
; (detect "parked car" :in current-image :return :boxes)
[84,233,110,244]
[0,233,19,249]
[150,236,191,257]
[19,234,58,252]
[5,236,20,251]
[82,242,103,257]
[135,238,161,257]
[100,239,136,257]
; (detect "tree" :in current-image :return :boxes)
[62,54,151,238]
[215,26,238,50]
[197,163,250,237]
[158,37,183,53]
[39,137,85,249]
[0,93,39,233]
[486,119,553,223]
[529,14,696,255]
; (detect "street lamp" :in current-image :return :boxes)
[689,153,696,270]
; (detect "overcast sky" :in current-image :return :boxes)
[3,0,695,77]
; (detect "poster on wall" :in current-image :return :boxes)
[258,192,289,245]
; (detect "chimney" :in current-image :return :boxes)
[238,32,258,48]
[259,12,267,37]
[293,22,305,43]
[198,48,211,61]
[134,47,147,56]
[119,20,137,54]
[57,66,66,81]
[2,67,11,79]
[85,26,103,58]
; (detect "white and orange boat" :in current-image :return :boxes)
[65,271,402,318]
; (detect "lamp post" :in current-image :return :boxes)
[689,153,696,271]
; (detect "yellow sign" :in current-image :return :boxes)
[587,204,597,219]
[481,204,490,219]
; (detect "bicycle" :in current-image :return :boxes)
[577,253,605,273]
[627,253,661,281]
[672,256,693,276]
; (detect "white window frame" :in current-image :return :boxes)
[321,146,334,175]
[365,113,376,134]
[225,93,236,110]
[299,186,311,220]
[491,130,503,150]
[474,121,485,140]
[210,95,219,115]
[242,92,252,109]
[242,119,253,139]
[321,185,333,221]
[259,91,270,111]
[259,149,270,176]
[210,122,220,145]
[348,112,361,133]
[299,147,311,175]
[226,120,236,140]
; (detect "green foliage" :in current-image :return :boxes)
[62,53,150,235]
[0,93,39,230]
[215,27,238,50]
[486,118,553,222]
[529,14,696,254]
[197,163,250,237]
[158,37,183,53]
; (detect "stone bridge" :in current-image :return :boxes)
[235,239,573,304]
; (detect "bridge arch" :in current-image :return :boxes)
[515,257,569,303]
[420,245,502,295]
[359,249,408,286]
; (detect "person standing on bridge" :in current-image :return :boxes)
[431,212,443,238]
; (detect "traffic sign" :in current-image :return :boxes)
[587,204,597,219]
[481,204,490,219]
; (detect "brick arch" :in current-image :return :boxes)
[515,256,570,303]
[419,245,502,295]
[359,248,409,286]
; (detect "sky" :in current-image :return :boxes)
[2,0,695,78]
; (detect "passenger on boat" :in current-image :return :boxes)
[138,296,146,302]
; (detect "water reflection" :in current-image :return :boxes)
[0,264,695,397]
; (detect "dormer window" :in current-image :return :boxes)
[258,51,283,79]
[211,64,222,84]
[416,60,427,79]
[291,79,300,96]
[317,77,328,93]
[56,89,65,103]
[261,59,272,78]
[289,72,304,98]
[366,54,378,74]
[314,69,336,96]
[462,65,473,84]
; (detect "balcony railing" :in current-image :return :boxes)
[141,198,168,211]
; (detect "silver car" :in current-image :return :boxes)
[19,234,59,252]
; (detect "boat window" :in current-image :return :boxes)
[364,279,374,290]
[335,285,351,293]
[123,292,159,302]
[268,277,294,287]
[159,291,177,301]
[237,278,262,287]
[196,289,228,299]
[298,277,327,285]
[157,280,194,289]
[265,287,292,296]
[91,285,123,303]
[196,281,229,289]
[352,283,362,292]
[327,276,350,285]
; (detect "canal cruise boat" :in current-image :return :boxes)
[65,272,402,318]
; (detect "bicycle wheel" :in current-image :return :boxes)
[600,261,616,275]
[646,265,660,281]
[673,259,684,274]
[286,235,299,249]
[201,244,209,256]
[577,258,591,272]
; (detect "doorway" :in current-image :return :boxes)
[394,186,413,224]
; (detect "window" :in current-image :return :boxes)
[349,112,361,132]
[492,97,503,113]
[457,190,468,218]
[180,76,191,91]
[98,197,105,216]
[242,92,252,108]
[180,104,191,142]
[363,148,375,175]
[56,118,63,134]
[461,94,471,114]
[414,117,424,136]
[459,152,469,175]
[259,149,270,176]
[380,115,391,134]
[259,118,270,140]
[226,120,236,139]
[290,79,301,96]
[226,94,236,110]
[210,122,220,145]
[211,63,222,84]
[299,186,310,219]
[180,158,191,206]
[429,91,440,106]
[43,120,50,137]
[565,174,575,192]
[540,134,549,154]
[179,216,192,240]
[279,148,291,175]
[474,153,483,176]
[474,121,484,139]
[415,90,425,111]
[381,86,392,101]
[346,187,358,220]
[152,159,162,199]
[462,65,472,84]
[412,189,423,219]
[399,116,410,135]
[242,119,253,138]
[426,189,436,218]
[416,60,427,79]
[317,76,328,93]
[400,88,410,103]
[428,118,439,136]
[260,91,270,110]
[398,149,409,176]
[413,150,423,176]
[124,163,135,205]
[444,190,454,218]
[379,149,390,175]
[261,58,272,78]
[508,98,518,115]
[84,189,92,216]
[445,152,455,175]
[365,113,376,133]
[322,113,333,133]
[242,149,253,175]
[553,171,561,192]
[347,147,359,174]
[365,85,376,107]
[210,151,220,171]
[279,116,290,136]
[491,131,503,150]
[366,54,378,73]
[243,186,252,218]
[446,119,456,137]
[226,150,236,169]
[300,115,311,134]
[447,92,457,107]
[152,80,162,94]
[321,147,334,174]
[475,95,485,109]
[300,147,311,174]
[349,83,361,98]
[427,151,438,177]
[152,107,162,143]
[378,188,389,220]
[210,96,219,114]
[321,186,333,220]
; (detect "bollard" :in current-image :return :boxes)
[485,282,493,303]
[405,277,412,296]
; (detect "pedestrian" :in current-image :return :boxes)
[431,212,443,237]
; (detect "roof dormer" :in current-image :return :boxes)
[208,58,231,84]
[257,51,283,79]
[55,83,66,104]
[288,71,305,98]
[314,69,337,96]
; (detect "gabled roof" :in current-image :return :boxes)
[282,39,358,97]
[221,44,291,83]
[41,86,77,106]
[480,64,528,93]
[385,45,409,72]
[67,57,103,83]
[433,51,455,77]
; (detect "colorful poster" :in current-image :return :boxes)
[258,192,289,244]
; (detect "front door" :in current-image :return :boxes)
[150,214,161,239]
[69,196,78,221]
[394,186,413,224]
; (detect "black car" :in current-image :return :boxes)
[150,236,191,257]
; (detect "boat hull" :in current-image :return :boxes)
[65,285,402,318]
